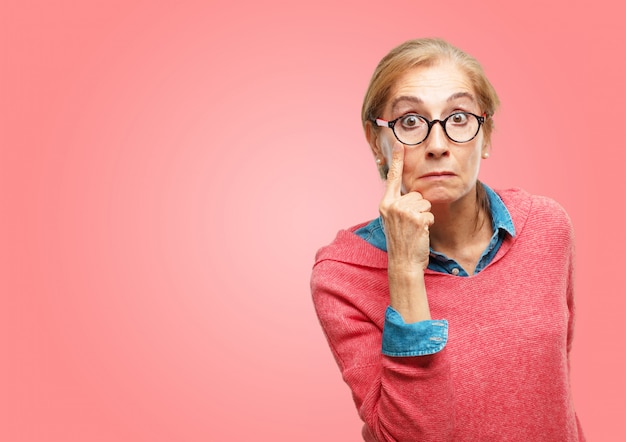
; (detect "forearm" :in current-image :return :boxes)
[387,263,431,323]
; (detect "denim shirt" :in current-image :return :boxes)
[354,184,516,356]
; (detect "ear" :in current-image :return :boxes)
[365,120,383,159]
[481,139,491,159]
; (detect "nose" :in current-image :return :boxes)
[424,121,450,158]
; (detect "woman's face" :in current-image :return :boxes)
[369,60,489,206]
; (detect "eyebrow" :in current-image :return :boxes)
[447,92,476,103]
[390,92,477,112]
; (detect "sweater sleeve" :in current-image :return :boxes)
[564,207,577,358]
[562,205,586,441]
[311,258,456,442]
[534,195,586,441]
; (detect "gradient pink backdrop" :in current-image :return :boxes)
[1,1,623,440]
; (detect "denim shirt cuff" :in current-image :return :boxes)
[382,306,448,357]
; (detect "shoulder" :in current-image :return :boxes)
[496,187,574,242]
[496,188,569,215]
[313,222,387,269]
[311,223,388,306]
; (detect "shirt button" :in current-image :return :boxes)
[451,268,460,276]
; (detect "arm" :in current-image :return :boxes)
[312,259,455,441]
[562,205,586,441]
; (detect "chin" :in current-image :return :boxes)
[419,185,468,205]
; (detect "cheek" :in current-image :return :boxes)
[402,150,420,174]
[467,148,483,178]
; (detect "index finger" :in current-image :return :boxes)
[383,141,405,201]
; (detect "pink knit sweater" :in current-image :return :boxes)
[311,188,585,441]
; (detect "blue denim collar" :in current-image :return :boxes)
[484,183,515,237]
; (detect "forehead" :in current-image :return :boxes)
[387,61,476,113]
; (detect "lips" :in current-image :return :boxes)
[420,171,456,178]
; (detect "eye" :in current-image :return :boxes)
[448,112,469,125]
[399,114,426,130]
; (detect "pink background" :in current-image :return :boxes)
[1,1,623,440]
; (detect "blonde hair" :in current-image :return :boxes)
[362,38,500,178]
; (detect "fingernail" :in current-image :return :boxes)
[393,142,402,152]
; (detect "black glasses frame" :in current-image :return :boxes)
[375,112,486,145]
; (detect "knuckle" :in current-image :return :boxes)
[380,200,402,217]
[378,202,392,217]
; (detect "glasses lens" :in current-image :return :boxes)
[444,113,479,143]
[394,114,429,145]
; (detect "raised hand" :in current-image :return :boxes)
[379,142,434,322]
[379,142,434,272]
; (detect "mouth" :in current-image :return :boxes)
[420,171,456,179]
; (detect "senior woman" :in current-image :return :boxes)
[311,38,585,441]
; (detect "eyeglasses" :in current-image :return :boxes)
[374,112,486,145]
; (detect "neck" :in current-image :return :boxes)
[429,190,490,252]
